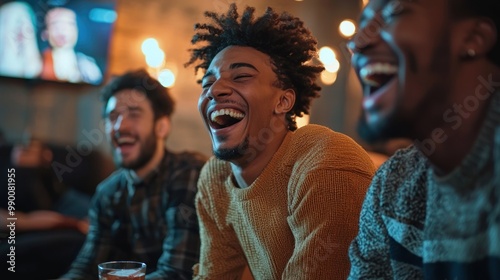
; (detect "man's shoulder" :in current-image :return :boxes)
[293,124,364,150]
[200,156,230,174]
[198,156,231,185]
[93,169,127,196]
[372,145,429,198]
[293,124,335,139]
[166,150,208,171]
[363,145,429,226]
[380,145,427,174]
[290,124,375,173]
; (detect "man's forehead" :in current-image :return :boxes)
[204,52,272,83]
[46,8,76,24]
[360,0,421,20]
[363,0,420,10]
[208,46,271,71]
[115,88,147,100]
[107,89,149,110]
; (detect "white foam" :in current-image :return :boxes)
[108,269,144,277]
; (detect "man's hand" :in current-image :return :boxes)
[1,209,89,234]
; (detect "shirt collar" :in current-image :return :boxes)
[124,149,169,190]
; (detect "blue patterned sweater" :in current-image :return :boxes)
[349,93,500,279]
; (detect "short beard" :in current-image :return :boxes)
[213,137,249,161]
[357,109,411,144]
[118,131,158,170]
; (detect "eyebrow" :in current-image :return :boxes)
[106,105,143,116]
[229,62,258,71]
[202,62,259,80]
[126,106,143,112]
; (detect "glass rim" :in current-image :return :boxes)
[98,261,146,269]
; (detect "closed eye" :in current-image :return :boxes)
[381,1,406,23]
[106,112,118,122]
[234,74,253,81]
[202,79,214,89]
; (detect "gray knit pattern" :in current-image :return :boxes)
[349,93,500,279]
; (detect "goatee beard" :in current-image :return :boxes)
[214,137,249,161]
[357,110,411,144]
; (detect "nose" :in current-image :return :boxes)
[206,78,232,100]
[113,114,128,132]
[347,16,383,54]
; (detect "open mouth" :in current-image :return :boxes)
[115,136,136,150]
[209,108,245,129]
[359,63,398,96]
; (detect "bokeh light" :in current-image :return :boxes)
[141,38,159,55]
[339,19,356,38]
[158,68,176,88]
[145,49,165,68]
[319,47,336,65]
[320,71,338,85]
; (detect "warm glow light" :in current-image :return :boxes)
[296,114,310,128]
[321,71,338,85]
[164,62,178,76]
[319,47,336,65]
[339,20,356,38]
[319,46,340,76]
[158,69,176,88]
[362,0,369,7]
[195,70,204,82]
[141,38,159,55]
[324,59,340,73]
[145,48,165,68]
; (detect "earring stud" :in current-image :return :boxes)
[466,49,476,58]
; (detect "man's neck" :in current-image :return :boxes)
[416,67,499,174]
[418,106,490,175]
[230,129,289,188]
[133,143,165,179]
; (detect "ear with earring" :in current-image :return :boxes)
[463,48,476,59]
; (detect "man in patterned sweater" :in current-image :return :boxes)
[348,0,500,278]
[185,4,376,279]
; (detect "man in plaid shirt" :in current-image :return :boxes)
[60,69,206,279]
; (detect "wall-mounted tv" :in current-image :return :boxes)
[0,0,116,85]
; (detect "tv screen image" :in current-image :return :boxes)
[0,0,116,85]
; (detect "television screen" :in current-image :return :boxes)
[0,0,116,85]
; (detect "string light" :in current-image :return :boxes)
[141,38,175,88]
[339,19,356,38]
[318,46,340,85]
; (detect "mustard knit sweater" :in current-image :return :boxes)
[194,124,376,280]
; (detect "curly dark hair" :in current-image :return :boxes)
[185,3,324,131]
[101,69,175,120]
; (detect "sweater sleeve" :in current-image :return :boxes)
[348,163,393,280]
[283,167,374,279]
[348,146,428,280]
[193,164,247,280]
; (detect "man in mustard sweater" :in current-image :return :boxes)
[186,4,376,279]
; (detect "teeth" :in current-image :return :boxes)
[360,63,398,77]
[360,63,398,87]
[210,108,245,122]
[117,136,135,145]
